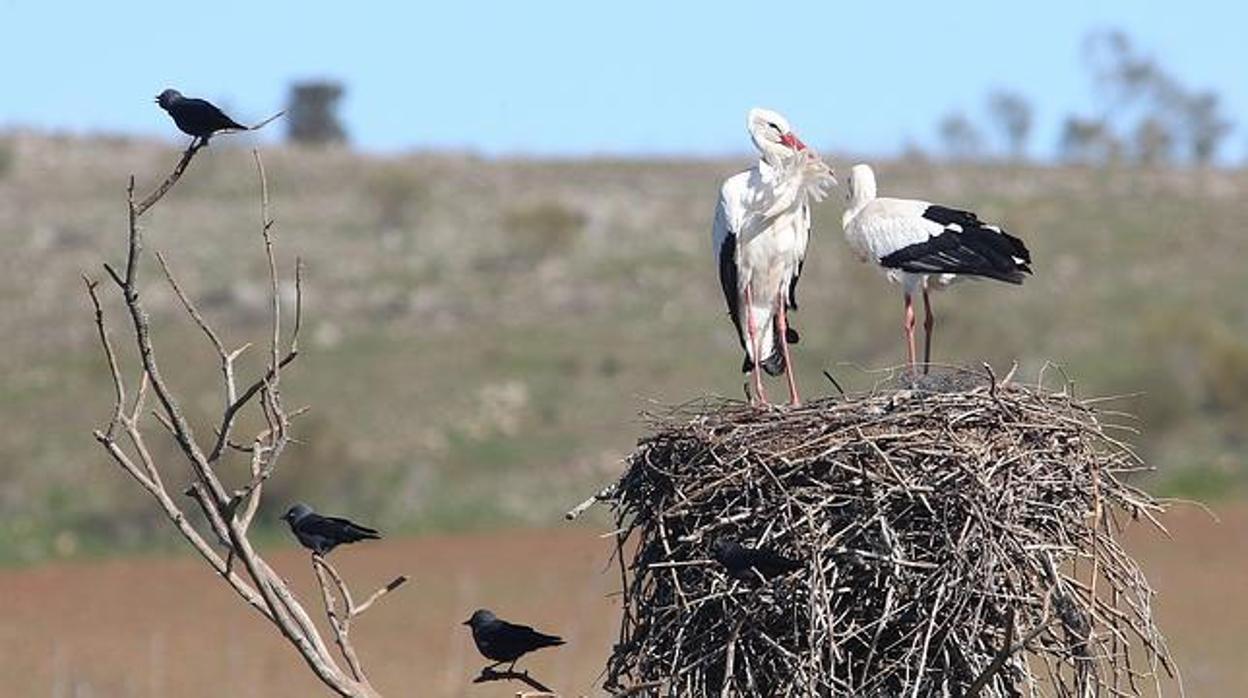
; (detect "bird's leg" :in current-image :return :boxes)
[922,288,934,375]
[903,292,917,373]
[743,285,767,406]
[776,296,800,407]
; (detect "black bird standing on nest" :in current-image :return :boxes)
[155,88,248,145]
[281,503,381,557]
[463,609,565,672]
[712,538,803,581]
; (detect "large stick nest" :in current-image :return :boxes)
[603,370,1178,697]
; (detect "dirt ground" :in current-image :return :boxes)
[1,504,1244,697]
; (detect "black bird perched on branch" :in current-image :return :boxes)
[712,538,803,581]
[463,609,565,671]
[281,503,381,556]
[155,88,248,144]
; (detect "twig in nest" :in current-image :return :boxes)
[822,369,846,397]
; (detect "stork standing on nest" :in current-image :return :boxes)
[841,163,1033,373]
[712,108,836,406]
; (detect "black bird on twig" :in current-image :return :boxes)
[155,88,248,144]
[281,503,381,556]
[463,609,565,671]
[712,538,803,581]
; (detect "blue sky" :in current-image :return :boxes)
[1,1,1243,159]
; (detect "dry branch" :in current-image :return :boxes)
[596,370,1179,697]
[86,142,400,697]
[473,667,556,693]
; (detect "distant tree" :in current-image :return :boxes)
[1183,91,1234,165]
[937,111,984,161]
[288,80,348,146]
[1081,28,1234,165]
[1059,116,1122,165]
[899,137,929,164]
[986,90,1033,160]
[1133,116,1174,166]
[1083,29,1163,117]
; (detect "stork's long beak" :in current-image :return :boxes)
[780,132,807,151]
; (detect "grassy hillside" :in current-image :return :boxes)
[1,131,1245,562]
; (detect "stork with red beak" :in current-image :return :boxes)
[712,108,836,406]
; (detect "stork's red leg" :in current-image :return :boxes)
[777,298,800,407]
[922,289,934,375]
[744,285,767,406]
[903,292,917,372]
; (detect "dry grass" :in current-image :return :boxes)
[1,132,1246,562]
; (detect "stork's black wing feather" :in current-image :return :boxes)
[880,205,1032,284]
[717,233,744,351]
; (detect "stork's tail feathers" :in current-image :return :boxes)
[739,315,794,376]
[741,349,786,376]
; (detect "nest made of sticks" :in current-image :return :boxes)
[602,369,1178,697]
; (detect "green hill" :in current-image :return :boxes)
[1,132,1244,563]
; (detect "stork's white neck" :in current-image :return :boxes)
[844,165,878,223]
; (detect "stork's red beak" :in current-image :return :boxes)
[779,132,807,151]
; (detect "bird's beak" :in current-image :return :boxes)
[461,619,471,626]
[780,132,807,151]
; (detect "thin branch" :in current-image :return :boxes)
[206,350,298,463]
[155,251,226,355]
[134,140,205,217]
[83,276,125,439]
[313,556,372,686]
[473,667,556,693]
[354,575,410,617]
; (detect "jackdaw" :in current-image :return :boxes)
[463,609,565,671]
[281,503,381,556]
[711,538,803,581]
[155,88,247,143]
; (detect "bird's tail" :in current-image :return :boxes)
[350,524,382,541]
[762,313,787,376]
[539,634,566,648]
[739,304,787,376]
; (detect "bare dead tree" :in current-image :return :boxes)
[85,144,406,697]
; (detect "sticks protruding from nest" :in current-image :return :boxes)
[598,376,1178,697]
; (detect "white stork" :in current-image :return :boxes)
[712,108,835,406]
[841,163,1033,373]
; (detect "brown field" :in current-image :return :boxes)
[1,505,1245,697]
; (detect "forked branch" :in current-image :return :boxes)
[85,143,401,697]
